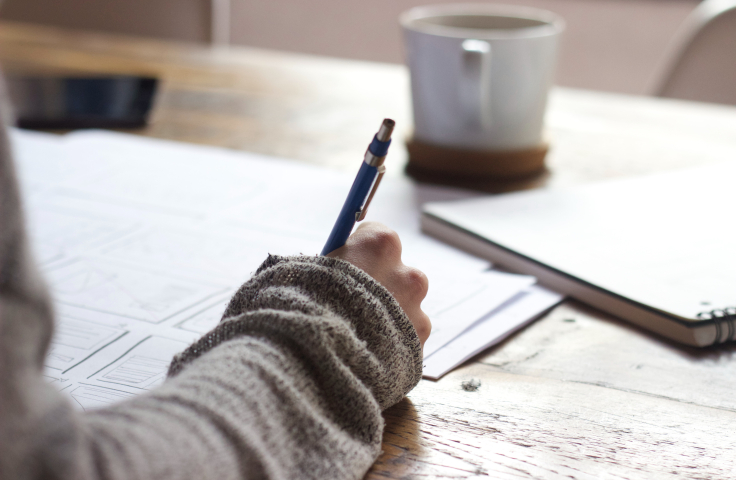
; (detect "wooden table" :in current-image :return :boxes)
[2,22,736,479]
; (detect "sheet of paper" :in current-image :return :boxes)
[11,128,564,400]
[42,301,211,408]
[14,129,489,274]
[12,128,526,408]
[422,270,536,358]
[422,286,564,380]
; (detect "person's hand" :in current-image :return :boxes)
[326,222,431,347]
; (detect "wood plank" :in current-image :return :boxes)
[3,21,736,187]
[370,364,736,479]
[0,21,413,175]
[369,301,736,478]
[479,301,736,412]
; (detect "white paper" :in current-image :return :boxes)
[422,270,536,358]
[43,302,203,409]
[8,128,551,406]
[45,258,228,323]
[422,285,564,380]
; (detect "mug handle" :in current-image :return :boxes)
[460,39,492,129]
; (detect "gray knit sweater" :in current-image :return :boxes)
[0,119,423,479]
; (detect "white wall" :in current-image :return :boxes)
[0,0,211,42]
[228,0,699,94]
[1,0,700,94]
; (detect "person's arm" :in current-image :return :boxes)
[0,102,430,479]
[84,243,426,480]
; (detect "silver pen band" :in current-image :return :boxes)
[364,150,386,167]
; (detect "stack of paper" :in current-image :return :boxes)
[422,285,562,379]
[11,129,562,409]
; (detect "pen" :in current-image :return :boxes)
[320,118,395,255]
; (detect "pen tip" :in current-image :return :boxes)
[377,118,395,142]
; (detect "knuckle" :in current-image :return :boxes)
[415,313,432,341]
[365,228,402,258]
[403,267,429,299]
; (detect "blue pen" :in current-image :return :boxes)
[321,118,395,255]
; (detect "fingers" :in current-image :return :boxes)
[403,266,430,302]
[393,266,431,345]
[410,309,432,345]
[351,222,403,262]
[389,266,428,311]
[326,222,431,347]
[326,222,403,281]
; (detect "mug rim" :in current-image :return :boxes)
[400,3,565,39]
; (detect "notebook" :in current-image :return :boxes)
[422,161,736,347]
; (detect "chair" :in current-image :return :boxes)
[652,0,736,105]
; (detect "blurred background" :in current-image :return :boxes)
[0,0,703,96]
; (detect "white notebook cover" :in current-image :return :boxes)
[422,161,736,346]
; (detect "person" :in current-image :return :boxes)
[0,106,431,477]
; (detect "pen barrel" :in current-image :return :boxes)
[321,162,378,255]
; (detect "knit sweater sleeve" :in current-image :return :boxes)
[78,254,423,480]
[0,126,422,478]
[2,253,423,480]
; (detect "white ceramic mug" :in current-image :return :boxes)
[401,4,564,151]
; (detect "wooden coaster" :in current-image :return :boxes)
[405,137,549,186]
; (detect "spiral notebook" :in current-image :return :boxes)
[422,160,736,347]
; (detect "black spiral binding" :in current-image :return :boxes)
[696,307,736,344]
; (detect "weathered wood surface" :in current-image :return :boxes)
[370,303,736,479]
[375,365,736,479]
[3,22,736,186]
[2,22,736,479]
[0,21,413,176]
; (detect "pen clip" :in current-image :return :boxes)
[356,165,386,222]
